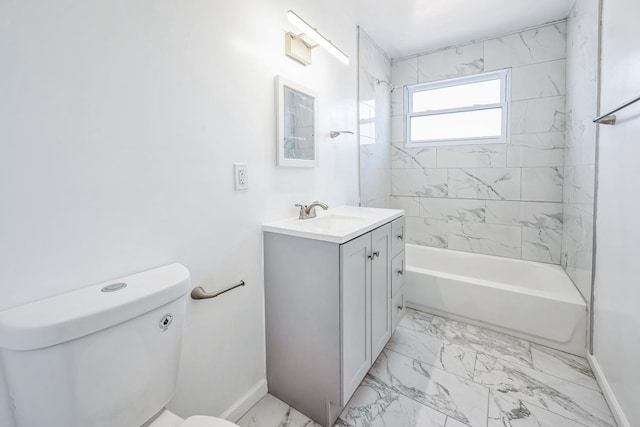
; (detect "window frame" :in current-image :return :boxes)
[404,69,511,147]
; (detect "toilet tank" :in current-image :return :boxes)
[0,264,190,427]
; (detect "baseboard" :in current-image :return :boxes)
[220,378,268,422]
[587,354,630,427]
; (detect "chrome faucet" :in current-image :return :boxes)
[295,201,329,219]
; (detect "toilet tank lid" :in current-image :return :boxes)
[0,263,190,351]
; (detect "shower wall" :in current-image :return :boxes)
[390,21,567,263]
[562,0,599,300]
[358,29,392,208]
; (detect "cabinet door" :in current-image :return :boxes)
[340,233,371,405]
[370,223,392,361]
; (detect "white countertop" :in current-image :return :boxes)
[263,206,404,244]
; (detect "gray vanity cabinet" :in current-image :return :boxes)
[264,219,398,427]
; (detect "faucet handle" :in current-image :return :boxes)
[295,204,307,219]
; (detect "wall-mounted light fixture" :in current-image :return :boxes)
[285,10,349,66]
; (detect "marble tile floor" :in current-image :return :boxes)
[237,309,616,427]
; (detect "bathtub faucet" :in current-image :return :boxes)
[295,201,328,219]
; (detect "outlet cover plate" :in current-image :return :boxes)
[234,163,248,190]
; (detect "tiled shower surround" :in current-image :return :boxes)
[389,21,567,263]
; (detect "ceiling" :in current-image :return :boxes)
[355,0,575,58]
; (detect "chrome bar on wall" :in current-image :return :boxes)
[593,94,640,125]
[191,280,245,300]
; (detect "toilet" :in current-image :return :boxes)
[0,264,239,427]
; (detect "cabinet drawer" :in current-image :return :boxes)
[392,288,406,331]
[391,251,405,297]
[391,217,405,257]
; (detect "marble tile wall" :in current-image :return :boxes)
[562,0,599,301]
[359,29,392,208]
[390,22,567,263]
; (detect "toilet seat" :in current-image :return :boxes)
[181,415,239,427]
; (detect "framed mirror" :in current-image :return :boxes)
[275,76,318,167]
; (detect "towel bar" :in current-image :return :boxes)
[593,94,640,125]
[191,280,245,300]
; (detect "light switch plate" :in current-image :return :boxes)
[234,163,248,190]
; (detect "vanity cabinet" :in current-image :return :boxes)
[263,215,404,427]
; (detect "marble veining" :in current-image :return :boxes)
[521,167,563,202]
[417,43,484,82]
[386,325,477,379]
[484,22,566,70]
[236,393,322,427]
[447,221,522,259]
[336,375,447,427]
[511,59,566,101]
[507,133,564,167]
[368,350,488,427]
[419,198,486,223]
[510,96,566,134]
[392,169,448,198]
[239,313,614,427]
[426,316,532,367]
[392,144,437,170]
[448,168,521,200]
[474,353,615,427]
[484,201,563,230]
[488,391,586,427]
[406,217,449,248]
[522,227,562,263]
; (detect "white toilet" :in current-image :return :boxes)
[0,264,239,427]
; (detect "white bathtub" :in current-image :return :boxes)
[404,244,587,355]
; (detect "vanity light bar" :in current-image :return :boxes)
[287,10,349,65]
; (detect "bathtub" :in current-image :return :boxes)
[404,244,587,356]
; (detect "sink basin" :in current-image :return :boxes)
[263,206,404,243]
[287,214,372,233]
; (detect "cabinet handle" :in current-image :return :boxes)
[396,234,403,240]
[396,269,404,276]
[397,303,404,311]
[367,251,380,260]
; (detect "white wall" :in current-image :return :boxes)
[0,1,359,425]
[593,0,640,425]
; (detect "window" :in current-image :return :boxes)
[404,69,510,146]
